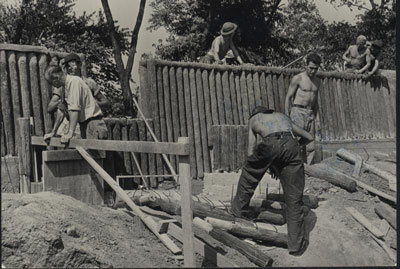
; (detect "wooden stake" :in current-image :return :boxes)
[370,234,397,262]
[130,151,149,189]
[75,146,181,255]
[18,118,31,193]
[345,207,384,239]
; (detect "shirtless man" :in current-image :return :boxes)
[201,22,244,65]
[342,35,371,73]
[285,53,321,165]
[231,106,314,256]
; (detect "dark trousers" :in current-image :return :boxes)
[232,136,306,252]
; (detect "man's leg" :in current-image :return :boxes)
[306,114,316,165]
[289,107,307,163]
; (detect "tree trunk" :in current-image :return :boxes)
[121,74,133,116]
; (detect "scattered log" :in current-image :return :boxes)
[194,217,273,267]
[205,217,288,247]
[336,148,396,192]
[304,163,357,192]
[345,207,384,239]
[253,193,319,209]
[375,203,396,230]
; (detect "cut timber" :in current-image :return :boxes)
[205,217,288,247]
[194,217,273,267]
[336,148,396,191]
[332,167,396,204]
[345,207,385,239]
[75,146,182,255]
[375,203,396,230]
[32,136,189,155]
[304,163,357,192]
[18,118,31,193]
[167,222,239,267]
[370,234,397,262]
[157,219,179,234]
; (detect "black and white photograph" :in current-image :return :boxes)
[0,0,397,267]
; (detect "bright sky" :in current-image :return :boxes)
[72,0,366,88]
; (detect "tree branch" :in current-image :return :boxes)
[101,0,126,76]
[125,0,146,75]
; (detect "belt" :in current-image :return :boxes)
[264,131,292,139]
[293,104,313,110]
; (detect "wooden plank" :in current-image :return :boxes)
[189,68,204,178]
[234,73,244,125]
[380,80,395,137]
[325,77,336,140]
[177,137,195,267]
[42,149,105,162]
[128,120,140,185]
[215,71,225,124]
[76,146,182,255]
[183,68,197,178]
[221,126,230,171]
[7,52,21,155]
[259,72,268,108]
[28,53,44,136]
[277,74,286,112]
[138,61,151,118]
[222,71,233,124]
[147,120,157,187]
[345,207,385,239]
[202,70,213,146]
[167,222,239,267]
[196,69,210,173]
[246,71,256,114]
[157,66,168,174]
[1,120,5,156]
[170,67,180,172]
[229,71,239,125]
[350,79,363,138]
[176,67,187,137]
[353,79,365,138]
[17,52,31,118]
[316,81,327,141]
[339,79,352,140]
[265,73,275,112]
[31,136,189,155]
[0,44,49,53]
[363,79,376,139]
[231,126,238,170]
[0,50,14,155]
[253,72,262,107]
[358,80,371,138]
[162,66,176,172]
[347,79,357,139]
[211,126,221,171]
[39,54,52,133]
[112,120,124,175]
[208,70,219,125]
[121,123,132,175]
[329,77,340,140]
[240,71,250,124]
[375,81,390,138]
[18,118,31,193]
[138,120,149,187]
[335,78,347,139]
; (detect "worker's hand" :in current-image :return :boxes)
[44,132,54,143]
[268,165,279,180]
[217,60,224,65]
[354,69,362,74]
[60,133,73,144]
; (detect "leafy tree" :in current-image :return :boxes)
[0,0,131,116]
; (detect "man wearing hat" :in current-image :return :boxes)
[342,35,372,73]
[231,106,314,256]
[201,22,244,65]
[44,53,110,141]
[365,40,383,78]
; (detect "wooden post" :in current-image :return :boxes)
[18,118,31,193]
[178,137,195,267]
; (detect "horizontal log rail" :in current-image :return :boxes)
[31,136,190,155]
[0,44,84,59]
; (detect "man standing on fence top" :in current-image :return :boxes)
[44,65,108,143]
[342,35,371,73]
[231,106,314,256]
[285,53,321,165]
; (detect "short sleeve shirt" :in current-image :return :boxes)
[65,75,103,122]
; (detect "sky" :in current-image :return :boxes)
[72,0,367,88]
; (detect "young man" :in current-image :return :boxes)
[44,65,107,143]
[231,106,314,256]
[44,53,110,141]
[201,22,244,65]
[365,40,383,78]
[285,53,321,165]
[342,35,371,73]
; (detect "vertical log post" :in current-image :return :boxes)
[178,137,195,267]
[18,118,32,193]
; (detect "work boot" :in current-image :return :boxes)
[289,238,309,256]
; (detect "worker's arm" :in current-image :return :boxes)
[48,94,61,113]
[212,38,222,62]
[247,123,257,157]
[230,41,244,64]
[95,92,111,111]
[356,50,371,74]
[366,58,379,77]
[285,75,299,116]
[342,46,352,63]
[291,123,314,146]
[61,110,78,144]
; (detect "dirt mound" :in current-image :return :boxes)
[1,192,183,268]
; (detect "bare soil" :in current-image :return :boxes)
[1,157,396,267]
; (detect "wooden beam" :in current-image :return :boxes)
[0,44,48,53]
[370,234,397,262]
[75,146,181,255]
[31,136,189,155]
[178,137,195,267]
[375,203,396,230]
[43,149,106,162]
[157,219,179,234]
[167,222,239,267]
[18,118,32,193]
[345,207,385,239]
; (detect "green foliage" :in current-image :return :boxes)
[0,0,131,117]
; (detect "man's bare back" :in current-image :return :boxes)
[250,112,292,137]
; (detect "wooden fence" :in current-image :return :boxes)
[139,59,396,178]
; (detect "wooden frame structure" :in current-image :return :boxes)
[25,122,195,266]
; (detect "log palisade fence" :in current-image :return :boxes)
[139,59,396,178]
